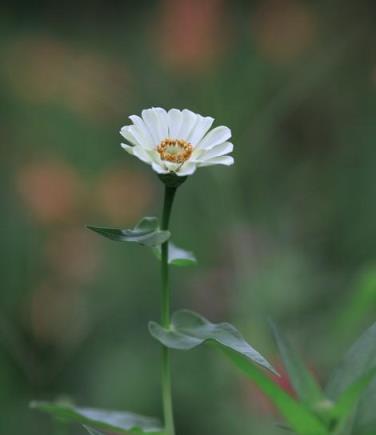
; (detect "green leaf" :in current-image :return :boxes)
[149,309,276,373]
[326,322,376,433]
[153,242,197,266]
[330,368,376,432]
[83,426,104,435]
[30,401,163,434]
[270,321,324,407]
[87,217,170,247]
[223,348,329,435]
[326,322,376,397]
[332,267,376,340]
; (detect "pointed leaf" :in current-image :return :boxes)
[30,401,163,434]
[153,242,197,266]
[83,426,104,435]
[87,217,170,247]
[326,322,376,398]
[149,309,276,373]
[331,368,376,423]
[325,322,376,432]
[223,348,329,435]
[270,321,324,406]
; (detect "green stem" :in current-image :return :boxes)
[160,185,177,435]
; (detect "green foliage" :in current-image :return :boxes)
[270,321,324,407]
[326,322,376,434]
[264,324,376,435]
[83,426,105,435]
[330,368,376,435]
[30,401,163,434]
[343,268,376,324]
[153,242,197,266]
[222,347,329,435]
[149,309,275,373]
[87,217,171,247]
[147,314,376,435]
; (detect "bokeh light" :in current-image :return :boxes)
[1,1,375,435]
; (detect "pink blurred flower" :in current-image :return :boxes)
[45,228,101,285]
[16,159,84,224]
[3,35,129,121]
[95,166,154,226]
[156,0,226,73]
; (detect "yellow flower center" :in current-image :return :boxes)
[157,138,193,164]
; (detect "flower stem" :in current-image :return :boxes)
[160,184,177,435]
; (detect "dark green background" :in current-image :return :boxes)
[1,1,375,434]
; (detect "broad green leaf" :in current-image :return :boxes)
[87,217,170,247]
[149,309,276,373]
[326,322,376,398]
[30,401,163,434]
[330,368,376,434]
[223,348,329,435]
[333,267,376,340]
[354,379,376,434]
[153,242,197,266]
[326,322,376,433]
[270,321,324,406]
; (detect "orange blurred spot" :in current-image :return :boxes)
[96,166,154,226]
[3,35,129,121]
[156,0,226,73]
[45,228,101,285]
[251,0,317,65]
[16,159,83,224]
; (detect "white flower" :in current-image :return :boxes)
[120,108,234,176]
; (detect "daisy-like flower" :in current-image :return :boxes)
[120,108,234,176]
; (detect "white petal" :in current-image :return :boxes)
[133,147,153,164]
[177,109,197,140]
[168,109,183,137]
[177,162,197,176]
[128,125,154,149]
[128,116,154,148]
[121,143,135,155]
[149,151,164,165]
[154,107,169,139]
[198,142,233,161]
[121,143,152,164]
[120,126,139,146]
[142,108,165,144]
[197,126,231,150]
[121,108,234,175]
[197,156,234,167]
[188,115,214,146]
[152,161,169,174]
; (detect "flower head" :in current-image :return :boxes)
[120,108,234,176]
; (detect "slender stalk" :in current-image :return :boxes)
[160,185,177,435]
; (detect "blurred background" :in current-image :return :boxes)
[1,0,376,434]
